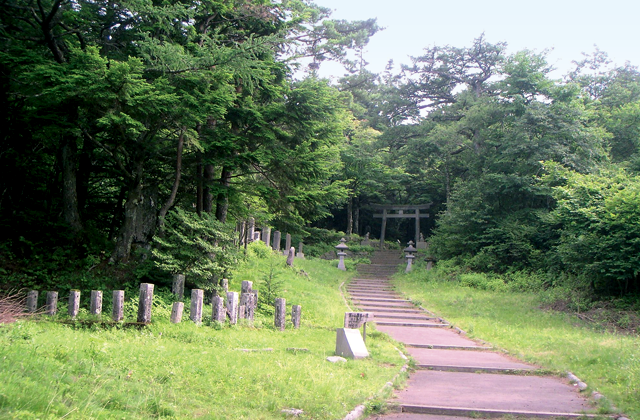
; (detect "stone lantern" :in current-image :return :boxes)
[336,238,349,271]
[404,240,417,273]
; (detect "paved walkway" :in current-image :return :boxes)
[349,250,596,419]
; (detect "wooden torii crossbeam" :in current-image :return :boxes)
[373,204,432,247]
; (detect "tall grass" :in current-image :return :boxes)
[395,262,640,419]
[0,244,405,419]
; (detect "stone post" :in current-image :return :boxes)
[262,227,271,247]
[285,233,292,255]
[68,290,80,319]
[296,242,305,259]
[286,247,295,266]
[226,292,239,324]
[291,305,301,329]
[90,290,103,317]
[248,217,255,243]
[172,274,185,300]
[171,302,184,323]
[275,297,286,331]
[212,296,225,322]
[112,290,124,322]
[221,278,229,293]
[190,289,204,323]
[26,290,38,313]
[137,283,154,324]
[273,230,281,252]
[241,281,253,293]
[46,291,58,316]
[240,292,255,320]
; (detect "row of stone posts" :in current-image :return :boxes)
[25,283,153,323]
[25,281,301,330]
[246,223,305,261]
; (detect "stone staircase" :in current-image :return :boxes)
[347,250,597,419]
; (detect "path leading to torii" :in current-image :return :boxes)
[348,250,596,420]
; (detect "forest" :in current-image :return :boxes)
[2,0,640,303]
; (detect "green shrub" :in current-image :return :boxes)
[458,273,507,291]
[151,208,236,292]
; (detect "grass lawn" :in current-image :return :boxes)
[394,263,640,419]
[0,245,405,419]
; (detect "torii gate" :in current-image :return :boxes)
[373,204,432,248]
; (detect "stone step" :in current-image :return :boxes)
[407,348,538,374]
[352,297,411,303]
[349,277,391,285]
[376,325,486,348]
[349,284,394,288]
[353,301,416,308]
[375,321,450,328]
[397,371,594,418]
[349,293,401,299]
[356,267,397,270]
[360,308,424,314]
[370,313,436,320]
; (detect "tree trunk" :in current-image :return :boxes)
[196,124,204,216]
[354,197,360,235]
[61,136,83,236]
[215,167,232,223]
[346,196,353,235]
[203,163,215,213]
[77,135,94,214]
[196,151,203,216]
[158,130,185,229]
[110,162,144,263]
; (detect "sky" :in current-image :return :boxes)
[312,0,640,80]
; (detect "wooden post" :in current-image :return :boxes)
[172,274,185,300]
[190,289,204,323]
[90,290,103,317]
[112,290,124,322]
[137,283,154,324]
[226,292,239,324]
[274,298,286,331]
[212,296,225,322]
[291,305,301,329]
[46,291,58,316]
[68,290,80,319]
[26,290,38,313]
[171,302,184,323]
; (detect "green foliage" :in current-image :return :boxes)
[258,259,286,313]
[544,163,640,295]
[151,208,236,291]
